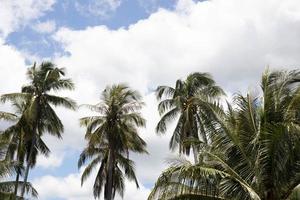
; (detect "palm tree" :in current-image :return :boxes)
[149,69,300,200]
[0,158,38,200]
[0,115,37,199]
[79,84,147,200]
[156,72,224,163]
[78,142,142,199]
[0,62,77,197]
[1,99,36,197]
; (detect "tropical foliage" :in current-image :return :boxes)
[79,84,147,200]
[0,62,76,198]
[0,110,37,199]
[156,73,224,163]
[148,69,300,200]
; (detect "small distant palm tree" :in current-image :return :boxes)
[79,84,147,200]
[156,72,224,163]
[149,69,300,200]
[1,62,77,197]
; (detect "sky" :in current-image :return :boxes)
[0,0,300,199]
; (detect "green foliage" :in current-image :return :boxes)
[0,61,77,198]
[79,84,147,200]
[156,72,224,162]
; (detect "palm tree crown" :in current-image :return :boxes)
[0,62,77,197]
[79,84,147,200]
[156,72,224,162]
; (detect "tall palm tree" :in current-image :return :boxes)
[156,72,224,163]
[148,69,300,200]
[1,99,37,197]
[79,84,147,200]
[0,114,37,199]
[1,62,77,197]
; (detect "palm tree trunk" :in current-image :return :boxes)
[14,171,20,196]
[14,133,23,196]
[21,98,41,198]
[106,149,115,200]
[20,135,36,197]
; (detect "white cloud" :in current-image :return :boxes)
[75,0,121,19]
[132,93,176,184]
[55,0,300,94]
[0,0,56,38]
[33,168,151,200]
[36,153,64,169]
[0,40,27,94]
[32,20,56,34]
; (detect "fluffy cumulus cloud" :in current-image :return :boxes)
[0,39,27,94]
[75,0,121,18]
[36,152,64,169]
[0,0,55,38]
[0,39,27,133]
[54,0,300,93]
[33,168,151,200]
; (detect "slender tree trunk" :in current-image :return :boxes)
[21,97,41,198]
[106,148,115,200]
[14,133,23,197]
[21,134,36,197]
[14,171,20,196]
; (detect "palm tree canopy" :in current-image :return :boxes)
[79,84,147,199]
[0,62,77,198]
[156,72,224,157]
[1,62,77,136]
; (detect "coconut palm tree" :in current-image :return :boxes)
[1,99,39,197]
[79,84,147,200]
[0,62,77,197]
[149,69,300,200]
[78,142,142,199]
[0,115,37,199]
[156,72,224,163]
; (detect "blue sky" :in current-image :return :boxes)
[1,0,300,199]
[7,0,175,59]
